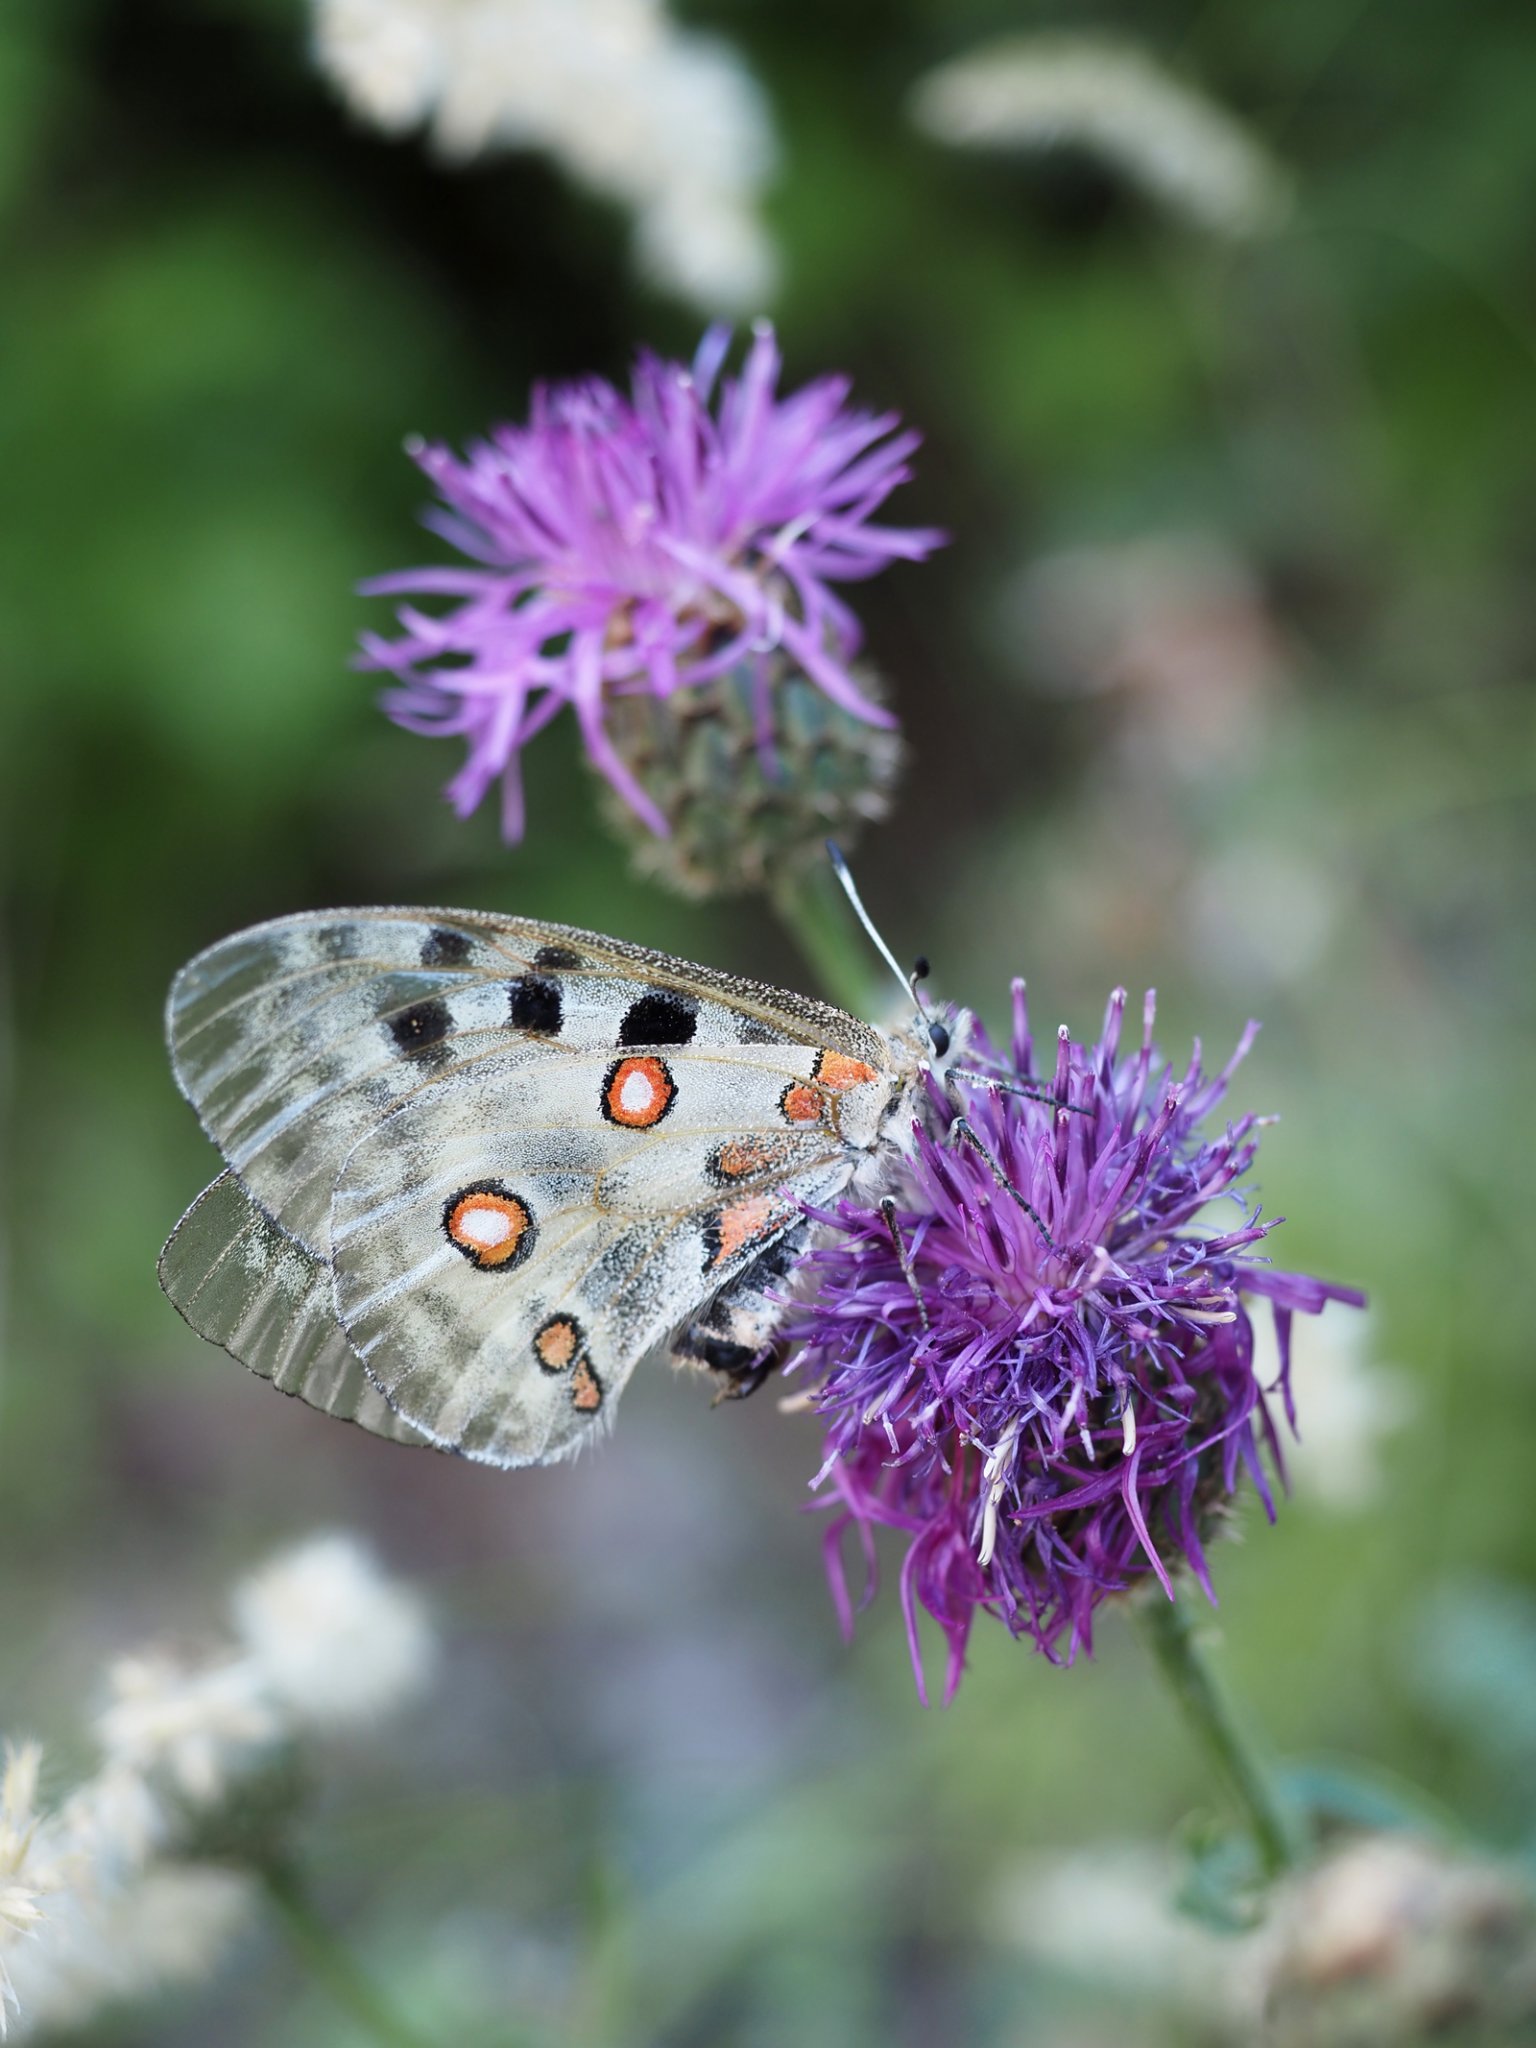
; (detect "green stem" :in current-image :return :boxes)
[769,864,880,1016]
[1135,1587,1296,1880]
[260,1861,432,2048]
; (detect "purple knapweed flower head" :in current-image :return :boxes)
[359,323,943,842]
[790,983,1364,1704]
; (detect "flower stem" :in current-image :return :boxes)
[769,864,880,1016]
[1135,1587,1296,1879]
[260,1861,431,2048]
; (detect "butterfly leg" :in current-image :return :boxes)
[707,1347,778,1404]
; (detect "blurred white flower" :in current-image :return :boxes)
[312,0,778,310]
[1251,1834,1536,2044]
[232,1532,435,1728]
[2,1533,435,2039]
[49,1766,164,1888]
[2,1746,57,2038]
[997,1834,1536,2043]
[1252,1310,1412,1512]
[312,0,443,127]
[96,1658,279,1808]
[912,35,1290,240]
[3,1865,256,2040]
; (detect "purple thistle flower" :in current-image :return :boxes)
[359,324,944,841]
[789,983,1364,1705]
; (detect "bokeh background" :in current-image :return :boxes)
[4,1,1536,2041]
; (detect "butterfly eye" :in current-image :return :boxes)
[928,1020,951,1058]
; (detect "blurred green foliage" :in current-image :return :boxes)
[3,0,1535,2041]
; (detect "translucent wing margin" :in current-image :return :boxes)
[158,1171,433,1449]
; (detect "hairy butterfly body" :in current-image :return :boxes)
[160,907,936,1466]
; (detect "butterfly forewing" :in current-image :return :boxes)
[167,907,885,1258]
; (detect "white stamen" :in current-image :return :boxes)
[1081,1244,1113,1289]
[1080,1424,1096,1460]
[1182,1307,1238,1324]
[977,1417,1022,1568]
[1122,1403,1137,1457]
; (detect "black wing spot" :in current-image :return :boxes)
[508,974,563,1037]
[421,926,473,969]
[619,989,698,1046]
[387,997,452,1060]
[738,1018,778,1044]
[534,944,584,971]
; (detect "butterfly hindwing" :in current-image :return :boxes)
[167,907,886,1259]
[157,1171,431,1448]
[328,1046,855,1464]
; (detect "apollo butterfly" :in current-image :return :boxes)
[158,884,968,1466]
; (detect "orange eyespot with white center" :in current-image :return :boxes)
[602,1054,675,1129]
[443,1182,537,1271]
[815,1050,878,1091]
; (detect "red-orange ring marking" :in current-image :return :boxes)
[443,1183,536,1271]
[601,1054,676,1129]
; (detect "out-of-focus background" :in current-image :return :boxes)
[3,2,1535,2042]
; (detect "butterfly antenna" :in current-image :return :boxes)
[826,843,950,1058]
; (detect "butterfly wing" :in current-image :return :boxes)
[328,1045,855,1465]
[163,905,900,1461]
[158,1171,431,1447]
[167,907,884,1257]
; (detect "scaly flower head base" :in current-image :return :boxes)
[791,983,1363,1702]
[361,324,942,841]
